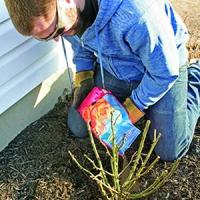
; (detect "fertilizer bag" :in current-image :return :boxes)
[78,87,141,155]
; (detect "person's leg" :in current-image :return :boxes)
[146,62,200,161]
[187,61,200,130]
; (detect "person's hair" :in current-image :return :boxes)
[4,0,56,35]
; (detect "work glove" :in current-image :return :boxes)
[123,97,144,124]
[72,70,95,108]
[67,70,94,138]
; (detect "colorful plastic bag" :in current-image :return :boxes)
[78,87,141,155]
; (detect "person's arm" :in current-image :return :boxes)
[66,36,96,72]
[124,14,180,123]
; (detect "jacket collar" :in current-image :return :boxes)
[80,0,123,40]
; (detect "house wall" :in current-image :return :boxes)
[0,1,75,151]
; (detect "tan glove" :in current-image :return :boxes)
[123,97,144,124]
[72,70,94,108]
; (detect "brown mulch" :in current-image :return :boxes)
[0,0,200,199]
[0,100,199,200]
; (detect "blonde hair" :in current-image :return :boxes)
[4,0,56,35]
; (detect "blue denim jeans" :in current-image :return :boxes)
[68,61,200,161]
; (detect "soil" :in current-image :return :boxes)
[0,0,200,199]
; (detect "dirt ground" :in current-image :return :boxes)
[0,0,200,199]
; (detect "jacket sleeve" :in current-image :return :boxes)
[125,15,180,111]
[66,36,95,72]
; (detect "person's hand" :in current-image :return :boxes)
[72,70,94,108]
[123,97,144,124]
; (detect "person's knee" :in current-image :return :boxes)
[67,106,88,138]
[155,149,180,161]
[154,142,190,161]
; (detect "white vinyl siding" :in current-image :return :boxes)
[0,0,9,22]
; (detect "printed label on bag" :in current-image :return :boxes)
[78,87,141,155]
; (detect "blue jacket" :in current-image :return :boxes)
[65,0,189,111]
